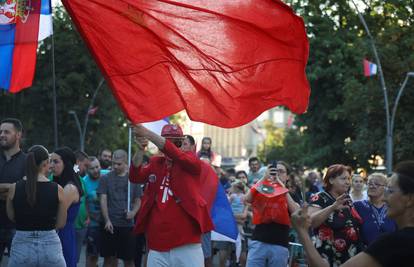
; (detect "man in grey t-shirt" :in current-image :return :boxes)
[98,149,142,267]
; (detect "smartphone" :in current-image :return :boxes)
[269,160,278,176]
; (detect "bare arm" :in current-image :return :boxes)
[131,136,148,168]
[286,193,300,213]
[245,188,253,203]
[133,124,165,150]
[126,197,141,220]
[64,184,80,206]
[6,183,16,222]
[309,193,349,228]
[56,185,68,229]
[100,194,113,233]
[0,183,12,200]
[292,206,382,267]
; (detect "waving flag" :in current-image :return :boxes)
[62,0,310,128]
[200,162,238,240]
[0,0,52,93]
[363,59,377,77]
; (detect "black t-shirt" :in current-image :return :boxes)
[365,227,414,267]
[0,150,26,228]
[252,222,290,247]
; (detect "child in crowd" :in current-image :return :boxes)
[229,181,248,235]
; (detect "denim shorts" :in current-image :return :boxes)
[246,240,289,267]
[8,230,66,267]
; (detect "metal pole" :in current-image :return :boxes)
[51,34,58,149]
[81,78,105,151]
[127,126,132,212]
[350,1,391,174]
[389,72,414,170]
[69,110,83,151]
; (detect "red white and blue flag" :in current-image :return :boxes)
[363,58,377,77]
[0,0,52,93]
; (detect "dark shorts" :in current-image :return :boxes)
[0,228,15,261]
[86,227,101,257]
[100,226,136,261]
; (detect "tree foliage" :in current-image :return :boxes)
[0,6,129,155]
[264,0,414,171]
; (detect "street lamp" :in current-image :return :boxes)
[68,78,105,152]
[351,1,413,175]
[68,110,84,151]
[387,72,414,173]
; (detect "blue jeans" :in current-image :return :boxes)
[8,230,66,267]
[246,240,289,267]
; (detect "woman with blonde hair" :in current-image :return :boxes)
[350,174,367,202]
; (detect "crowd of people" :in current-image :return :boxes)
[0,117,413,267]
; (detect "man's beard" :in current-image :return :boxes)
[0,138,17,150]
[100,160,111,169]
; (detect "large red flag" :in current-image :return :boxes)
[62,0,310,127]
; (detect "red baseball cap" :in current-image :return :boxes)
[161,124,183,138]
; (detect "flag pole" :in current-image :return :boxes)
[127,126,132,212]
[81,78,104,151]
[51,31,58,150]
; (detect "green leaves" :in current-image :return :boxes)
[262,0,414,171]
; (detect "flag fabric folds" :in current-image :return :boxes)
[199,162,238,240]
[62,0,310,128]
[0,0,52,93]
[363,59,377,77]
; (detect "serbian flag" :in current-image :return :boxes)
[200,161,238,240]
[0,0,52,93]
[363,59,377,77]
[62,0,310,128]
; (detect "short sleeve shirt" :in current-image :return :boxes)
[97,171,142,227]
[0,150,26,228]
[353,200,397,246]
[310,191,364,266]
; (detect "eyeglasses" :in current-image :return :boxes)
[367,182,386,188]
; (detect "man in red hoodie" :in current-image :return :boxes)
[129,123,213,267]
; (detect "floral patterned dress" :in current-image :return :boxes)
[310,191,364,267]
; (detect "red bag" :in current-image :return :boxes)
[250,179,290,225]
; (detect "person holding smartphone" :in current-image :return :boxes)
[308,164,364,266]
[244,160,299,267]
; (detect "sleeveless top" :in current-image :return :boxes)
[13,180,59,230]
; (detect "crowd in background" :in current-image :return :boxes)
[1,118,411,267]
